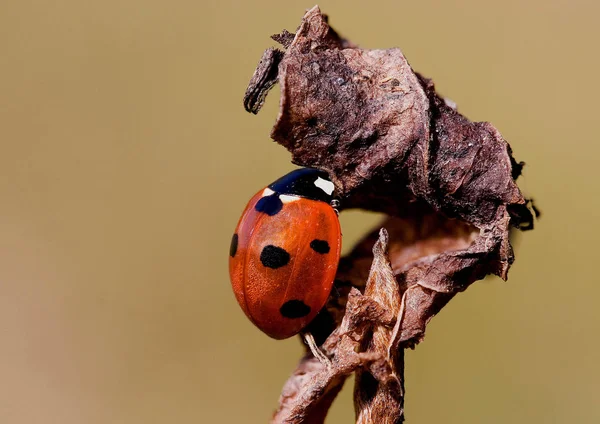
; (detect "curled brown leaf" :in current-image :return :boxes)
[245,6,537,423]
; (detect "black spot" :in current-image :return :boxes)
[255,194,283,216]
[230,234,238,257]
[310,239,330,254]
[260,245,290,269]
[280,300,311,319]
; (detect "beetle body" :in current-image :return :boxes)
[229,168,341,339]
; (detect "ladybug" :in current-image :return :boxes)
[229,168,342,339]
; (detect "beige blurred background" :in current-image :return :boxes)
[0,0,597,423]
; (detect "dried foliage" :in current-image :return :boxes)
[244,6,537,423]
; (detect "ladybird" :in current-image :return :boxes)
[229,168,342,339]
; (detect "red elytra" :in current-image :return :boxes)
[229,168,342,339]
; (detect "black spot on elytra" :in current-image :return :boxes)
[230,234,238,257]
[255,194,283,216]
[310,239,330,254]
[260,245,290,269]
[280,300,311,319]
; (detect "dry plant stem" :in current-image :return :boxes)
[354,230,405,423]
[245,6,537,424]
[273,231,400,424]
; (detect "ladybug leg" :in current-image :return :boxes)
[330,198,341,215]
[302,332,331,366]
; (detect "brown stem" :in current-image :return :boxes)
[354,230,405,424]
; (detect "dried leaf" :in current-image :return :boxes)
[245,6,538,423]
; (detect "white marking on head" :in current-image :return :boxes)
[279,194,300,203]
[314,177,334,196]
[262,188,275,197]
